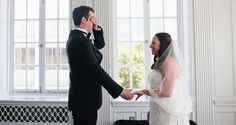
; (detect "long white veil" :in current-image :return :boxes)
[150,40,192,116]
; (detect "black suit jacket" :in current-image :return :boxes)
[66,27,123,112]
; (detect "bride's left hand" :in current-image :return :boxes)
[131,90,144,100]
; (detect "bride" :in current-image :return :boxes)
[133,32,192,125]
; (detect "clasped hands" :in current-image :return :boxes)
[120,89,152,100]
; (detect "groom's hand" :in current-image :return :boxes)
[120,89,133,100]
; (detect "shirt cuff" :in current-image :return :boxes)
[119,89,125,96]
[93,26,102,31]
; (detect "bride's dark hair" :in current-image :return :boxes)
[151,32,173,69]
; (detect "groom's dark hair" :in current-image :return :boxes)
[72,6,94,26]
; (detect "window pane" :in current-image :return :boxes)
[15,44,26,65]
[132,43,144,64]
[117,0,129,17]
[14,0,26,19]
[27,0,39,19]
[27,44,39,65]
[45,20,58,42]
[131,0,143,17]
[27,66,39,89]
[59,0,69,18]
[118,43,130,65]
[27,20,39,42]
[150,18,163,38]
[45,44,58,65]
[133,66,144,89]
[150,0,163,17]
[118,66,130,88]
[14,21,26,42]
[45,66,57,89]
[59,20,69,42]
[14,66,26,89]
[59,66,69,89]
[131,19,144,41]
[45,0,58,19]
[59,43,67,64]
[164,18,177,40]
[164,0,177,17]
[117,19,130,41]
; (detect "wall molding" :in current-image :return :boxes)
[193,0,214,124]
[213,100,236,107]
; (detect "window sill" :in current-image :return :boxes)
[0,93,68,103]
[111,96,149,107]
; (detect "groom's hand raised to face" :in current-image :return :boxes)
[120,89,134,100]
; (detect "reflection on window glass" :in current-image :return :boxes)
[45,48,57,65]
[60,47,67,64]
[15,48,26,64]
[27,48,35,65]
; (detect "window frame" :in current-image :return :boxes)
[113,0,186,90]
[9,0,72,93]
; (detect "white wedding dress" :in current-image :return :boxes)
[147,70,192,125]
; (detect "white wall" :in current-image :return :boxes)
[193,0,236,125]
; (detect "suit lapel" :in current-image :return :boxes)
[73,30,103,64]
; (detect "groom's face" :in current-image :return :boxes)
[85,11,94,32]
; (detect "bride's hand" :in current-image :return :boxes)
[131,90,144,100]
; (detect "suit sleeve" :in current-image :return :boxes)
[74,37,123,99]
[92,26,105,49]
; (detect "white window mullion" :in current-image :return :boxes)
[10,0,15,93]
[144,0,151,89]
[129,0,132,88]
[130,42,133,88]
[162,0,165,31]
[39,0,46,93]
[25,0,29,90]
[56,0,59,90]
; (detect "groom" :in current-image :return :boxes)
[66,6,134,125]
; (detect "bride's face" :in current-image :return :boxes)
[150,36,160,55]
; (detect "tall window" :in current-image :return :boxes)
[13,0,70,92]
[115,0,178,89]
